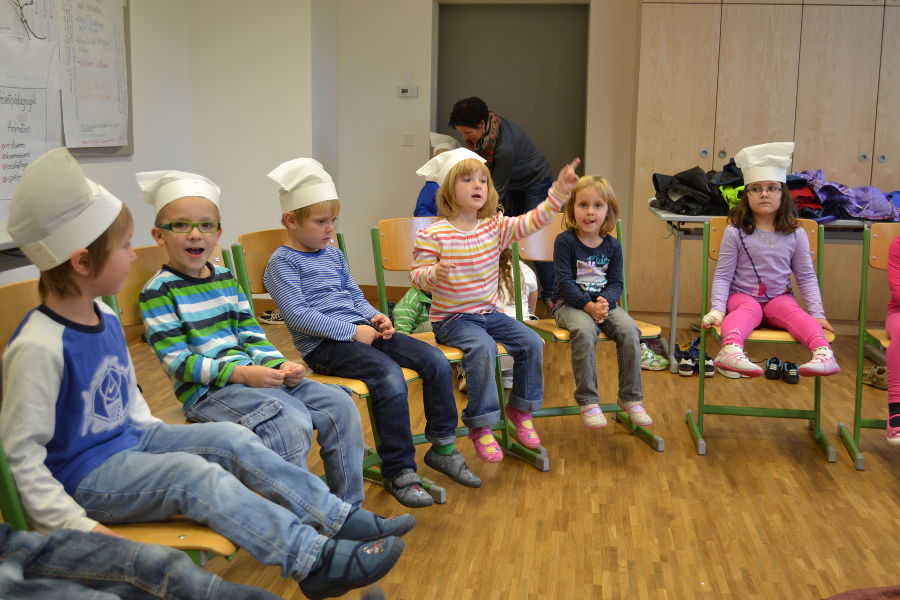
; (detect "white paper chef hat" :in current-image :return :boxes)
[136,170,221,216]
[429,132,460,156]
[8,147,123,271]
[734,142,795,185]
[416,147,485,186]
[267,158,338,214]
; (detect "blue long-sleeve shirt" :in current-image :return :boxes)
[552,229,623,310]
[414,181,439,217]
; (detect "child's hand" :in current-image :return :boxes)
[354,324,381,344]
[92,523,124,538]
[279,361,308,387]
[701,310,725,329]
[553,157,582,196]
[434,260,454,282]
[231,365,286,388]
[583,300,606,323]
[818,318,835,334]
[371,314,395,340]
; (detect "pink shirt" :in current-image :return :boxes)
[411,188,566,321]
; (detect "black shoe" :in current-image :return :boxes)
[300,537,405,600]
[765,357,782,380]
[781,361,799,384]
[424,447,482,488]
[336,507,416,542]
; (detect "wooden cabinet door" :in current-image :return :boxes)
[713,4,801,162]
[794,5,883,187]
[871,6,900,192]
[794,5,884,321]
[630,3,720,314]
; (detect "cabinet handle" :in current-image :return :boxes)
[699,149,709,158]
[877,154,887,164]
[859,153,869,163]
[717,150,727,159]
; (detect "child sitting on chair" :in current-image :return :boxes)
[701,142,839,378]
[137,170,366,508]
[0,148,412,599]
[884,235,900,444]
[263,158,482,509]
[411,148,580,462]
[551,175,653,429]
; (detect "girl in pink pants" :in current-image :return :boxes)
[701,142,839,378]
[884,236,900,444]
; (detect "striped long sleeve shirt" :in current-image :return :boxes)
[139,264,286,410]
[264,245,379,357]
[411,188,567,321]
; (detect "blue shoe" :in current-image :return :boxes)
[765,357,782,380]
[336,507,416,542]
[300,537,404,600]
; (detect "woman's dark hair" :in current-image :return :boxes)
[449,97,489,129]
[727,182,799,234]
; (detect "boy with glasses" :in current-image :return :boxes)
[138,170,369,509]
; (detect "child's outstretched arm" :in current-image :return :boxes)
[499,158,581,247]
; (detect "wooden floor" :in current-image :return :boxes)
[129,323,900,600]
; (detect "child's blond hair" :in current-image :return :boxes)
[563,175,619,236]
[281,199,341,227]
[436,159,498,220]
[39,204,134,300]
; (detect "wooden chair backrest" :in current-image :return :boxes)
[708,216,820,265]
[0,278,41,351]
[115,244,227,327]
[516,213,619,262]
[236,229,289,295]
[868,222,900,271]
[376,217,437,271]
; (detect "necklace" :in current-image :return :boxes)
[760,231,777,249]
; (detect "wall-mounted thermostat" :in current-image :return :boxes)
[398,85,418,98]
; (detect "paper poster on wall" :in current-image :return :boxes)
[0,35,61,225]
[59,0,127,148]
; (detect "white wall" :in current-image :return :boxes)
[333,0,434,286]
[187,0,313,247]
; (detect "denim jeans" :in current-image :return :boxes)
[73,422,350,581]
[0,524,278,599]
[552,304,643,406]
[305,332,458,480]
[189,378,365,507]
[432,311,544,428]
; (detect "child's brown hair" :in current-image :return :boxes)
[436,159,498,220]
[562,175,619,235]
[727,183,799,234]
[281,199,341,227]
[39,204,134,300]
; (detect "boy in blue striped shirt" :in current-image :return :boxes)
[137,170,367,508]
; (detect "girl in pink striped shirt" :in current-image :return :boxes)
[412,148,579,462]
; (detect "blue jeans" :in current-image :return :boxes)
[0,524,278,599]
[188,379,365,507]
[432,311,544,429]
[72,422,350,581]
[304,332,458,480]
[552,304,643,406]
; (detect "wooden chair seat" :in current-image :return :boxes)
[308,368,420,397]
[110,518,237,556]
[865,328,890,349]
[711,324,836,344]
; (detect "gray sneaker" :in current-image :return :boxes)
[383,470,433,508]
[424,447,482,488]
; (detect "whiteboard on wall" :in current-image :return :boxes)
[0,0,132,246]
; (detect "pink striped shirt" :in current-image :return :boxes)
[411,188,567,321]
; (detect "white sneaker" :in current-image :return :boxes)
[798,347,841,377]
[713,345,763,377]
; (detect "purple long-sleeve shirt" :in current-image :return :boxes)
[710,225,825,318]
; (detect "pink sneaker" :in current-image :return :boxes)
[798,347,841,377]
[887,416,900,446]
[713,346,763,377]
[467,427,503,462]
[505,405,541,449]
